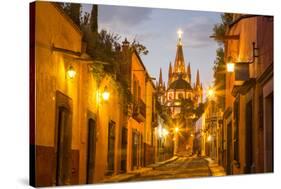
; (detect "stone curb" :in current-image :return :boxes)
[204,157,226,176]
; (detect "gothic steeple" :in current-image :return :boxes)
[187,62,191,83]
[168,62,172,85]
[159,68,163,87]
[169,62,172,76]
[174,29,186,74]
[196,69,200,87]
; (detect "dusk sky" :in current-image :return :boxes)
[82,4,222,92]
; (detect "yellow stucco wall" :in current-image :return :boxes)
[35,2,124,184]
[35,2,82,148]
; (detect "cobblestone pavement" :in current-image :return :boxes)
[127,155,211,181]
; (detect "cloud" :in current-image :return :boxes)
[135,32,158,41]
[99,5,153,28]
[182,16,216,48]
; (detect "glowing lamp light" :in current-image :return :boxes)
[162,128,169,137]
[207,135,212,142]
[207,88,215,98]
[227,62,235,72]
[158,126,163,138]
[102,86,110,101]
[226,56,235,72]
[174,101,181,106]
[174,127,179,133]
[67,66,76,79]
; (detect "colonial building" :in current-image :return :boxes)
[222,14,273,175]
[156,31,203,154]
[200,97,223,163]
[30,2,158,187]
[120,39,157,172]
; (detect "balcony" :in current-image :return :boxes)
[132,98,146,122]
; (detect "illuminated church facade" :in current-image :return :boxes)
[156,30,203,119]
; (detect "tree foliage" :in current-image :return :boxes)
[211,14,231,109]
[60,3,149,112]
[90,5,98,33]
[213,47,225,88]
[60,3,81,27]
[131,39,149,56]
[213,47,226,109]
[212,13,233,45]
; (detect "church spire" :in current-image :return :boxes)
[168,62,173,85]
[196,69,200,87]
[159,68,163,87]
[169,62,172,76]
[187,62,191,82]
[174,29,185,74]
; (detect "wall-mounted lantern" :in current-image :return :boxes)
[207,135,212,142]
[226,42,259,81]
[226,57,235,73]
[101,86,110,101]
[67,65,76,79]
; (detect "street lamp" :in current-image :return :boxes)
[162,128,169,137]
[101,86,110,101]
[174,127,179,133]
[67,65,76,79]
[226,42,259,73]
[207,135,212,142]
[207,87,215,98]
[226,57,235,73]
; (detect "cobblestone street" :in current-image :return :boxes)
[103,155,225,183]
[129,156,211,181]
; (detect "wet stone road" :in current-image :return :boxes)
[127,156,211,181]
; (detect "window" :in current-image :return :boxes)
[169,93,173,100]
[138,84,141,100]
[132,130,138,169]
[178,93,183,99]
[133,75,137,101]
[120,127,127,172]
[107,121,116,174]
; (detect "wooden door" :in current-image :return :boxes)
[55,107,72,185]
[86,118,96,183]
[245,100,253,173]
[226,121,232,175]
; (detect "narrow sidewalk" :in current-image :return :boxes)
[205,157,226,176]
